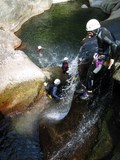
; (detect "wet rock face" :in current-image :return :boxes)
[0,0,71,32]
[0,30,45,114]
[0,0,53,32]
[100,0,120,14]
[0,80,43,114]
[39,99,99,160]
[0,49,45,114]
[89,0,120,20]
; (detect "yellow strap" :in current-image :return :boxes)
[48,94,52,99]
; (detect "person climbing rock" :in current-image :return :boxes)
[44,79,62,101]
[80,19,118,100]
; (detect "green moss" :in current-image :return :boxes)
[89,111,113,160]
[90,121,112,160]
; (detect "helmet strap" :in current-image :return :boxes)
[93,28,100,35]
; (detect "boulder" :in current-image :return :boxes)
[89,110,113,160]
[0,30,45,114]
[0,0,71,32]
[89,0,120,20]
[0,0,53,32]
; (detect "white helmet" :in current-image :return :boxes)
[54,79,61,85]
[86,19,101,32]
[38,45,42,49]
[63,57,68,61]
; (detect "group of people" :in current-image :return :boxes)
[44,57,69,101]
[80,19,118,100]
[44,18,119,101]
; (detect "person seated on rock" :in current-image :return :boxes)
[44,79,62,101]
[80,19,118,100]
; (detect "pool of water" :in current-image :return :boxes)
[16,1,109,68]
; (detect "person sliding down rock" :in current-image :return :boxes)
[80,19,118,100]
[44,79,62,101]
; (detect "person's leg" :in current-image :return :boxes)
[80,63,95,99]
[86,63,96,93]
[93,64,102,74]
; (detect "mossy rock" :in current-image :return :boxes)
[43,66,67,83]
[111,143,120,160]
[0,79,43,114]
[89,111,113,160]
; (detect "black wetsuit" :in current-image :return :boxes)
[45,84,62,101]
[86,27,117,91]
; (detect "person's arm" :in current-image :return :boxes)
[52,86,60,101]
[103,36,116,69]
[104,36,117,55]
[100,28,117,54]
[108,58,114,70]
[101,28,117,69]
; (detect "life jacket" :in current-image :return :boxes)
[46,84,62,100]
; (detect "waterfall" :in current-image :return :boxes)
[42,56,79,120]
[50,108,101,160]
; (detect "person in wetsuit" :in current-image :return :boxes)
[44,79,62,101]
[81,19,118,100]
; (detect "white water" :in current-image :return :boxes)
[42,56,79,120]
[50,108,101,160]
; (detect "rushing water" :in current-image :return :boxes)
[49,108,101,160]
[0,1,109,160]
[41,56,79,121]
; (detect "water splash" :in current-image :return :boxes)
[37,46,76,68]
[42,56,79,120]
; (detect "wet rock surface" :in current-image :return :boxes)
[39,94,99,160]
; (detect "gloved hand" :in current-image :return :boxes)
[93,53,98,60]
[60,97,64,100]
